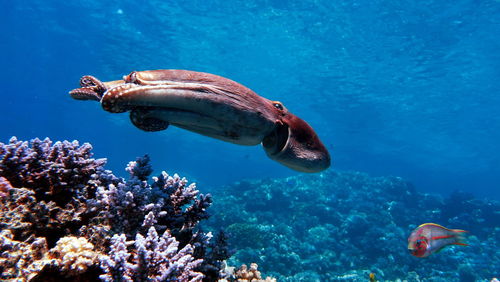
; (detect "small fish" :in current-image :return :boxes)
[408,223,468,258]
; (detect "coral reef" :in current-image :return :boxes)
[0,137,231,281]
[88,154,213,243]
[0,230,100,280]
[3,136,497,281]
[0,137,106,204]
[0,137,106,248]
[219,262,276,282]
[233,263,276,282]
[207,171,500,281]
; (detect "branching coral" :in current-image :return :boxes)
[91,155,224,280]
[100,227,204,281]
[90,156,213,239]
[0,137,107,248]
[0,136,108,280]
[0,137,231,281]
[0,182,93,251]
[0,137,106,204]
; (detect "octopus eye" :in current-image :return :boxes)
[273,101,284,111]
[124,71,138,84]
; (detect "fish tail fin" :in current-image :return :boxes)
[452,229,468,246]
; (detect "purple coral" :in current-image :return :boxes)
[0,137,111,248]
[0,138,231,281]
[125,154,153,181]
[100,227,204,281]
[92,155,229,280]
[151,171,213,231]
[99,234,134,281]
[0,136,106,204]
[91,156,213,239]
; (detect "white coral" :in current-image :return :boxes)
[0,231,95,280]
[48,236,98,274]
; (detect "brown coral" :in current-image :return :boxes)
[219,263,276,282]
[0,176,12,198]
[0,186,89,248]
[0,229,48,279]
[0,230,102,281]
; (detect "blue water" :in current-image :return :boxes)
[1,1,499,200]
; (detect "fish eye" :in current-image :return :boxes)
[273,101,284,110]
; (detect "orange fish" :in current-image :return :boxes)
[408,223,468,258]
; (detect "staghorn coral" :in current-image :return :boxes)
[0,137,232,281]
[197,230,235,279]
[0,136,108,280]
[99,234,133,281]
[0,185,92,249]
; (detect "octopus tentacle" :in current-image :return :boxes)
[80,75,107,94]
[69,87,102,101]
[69,76,108,101]
[130,107,169,132]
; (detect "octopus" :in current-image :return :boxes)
[69,69,330,172]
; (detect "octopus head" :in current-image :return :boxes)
[262,107,330,173]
